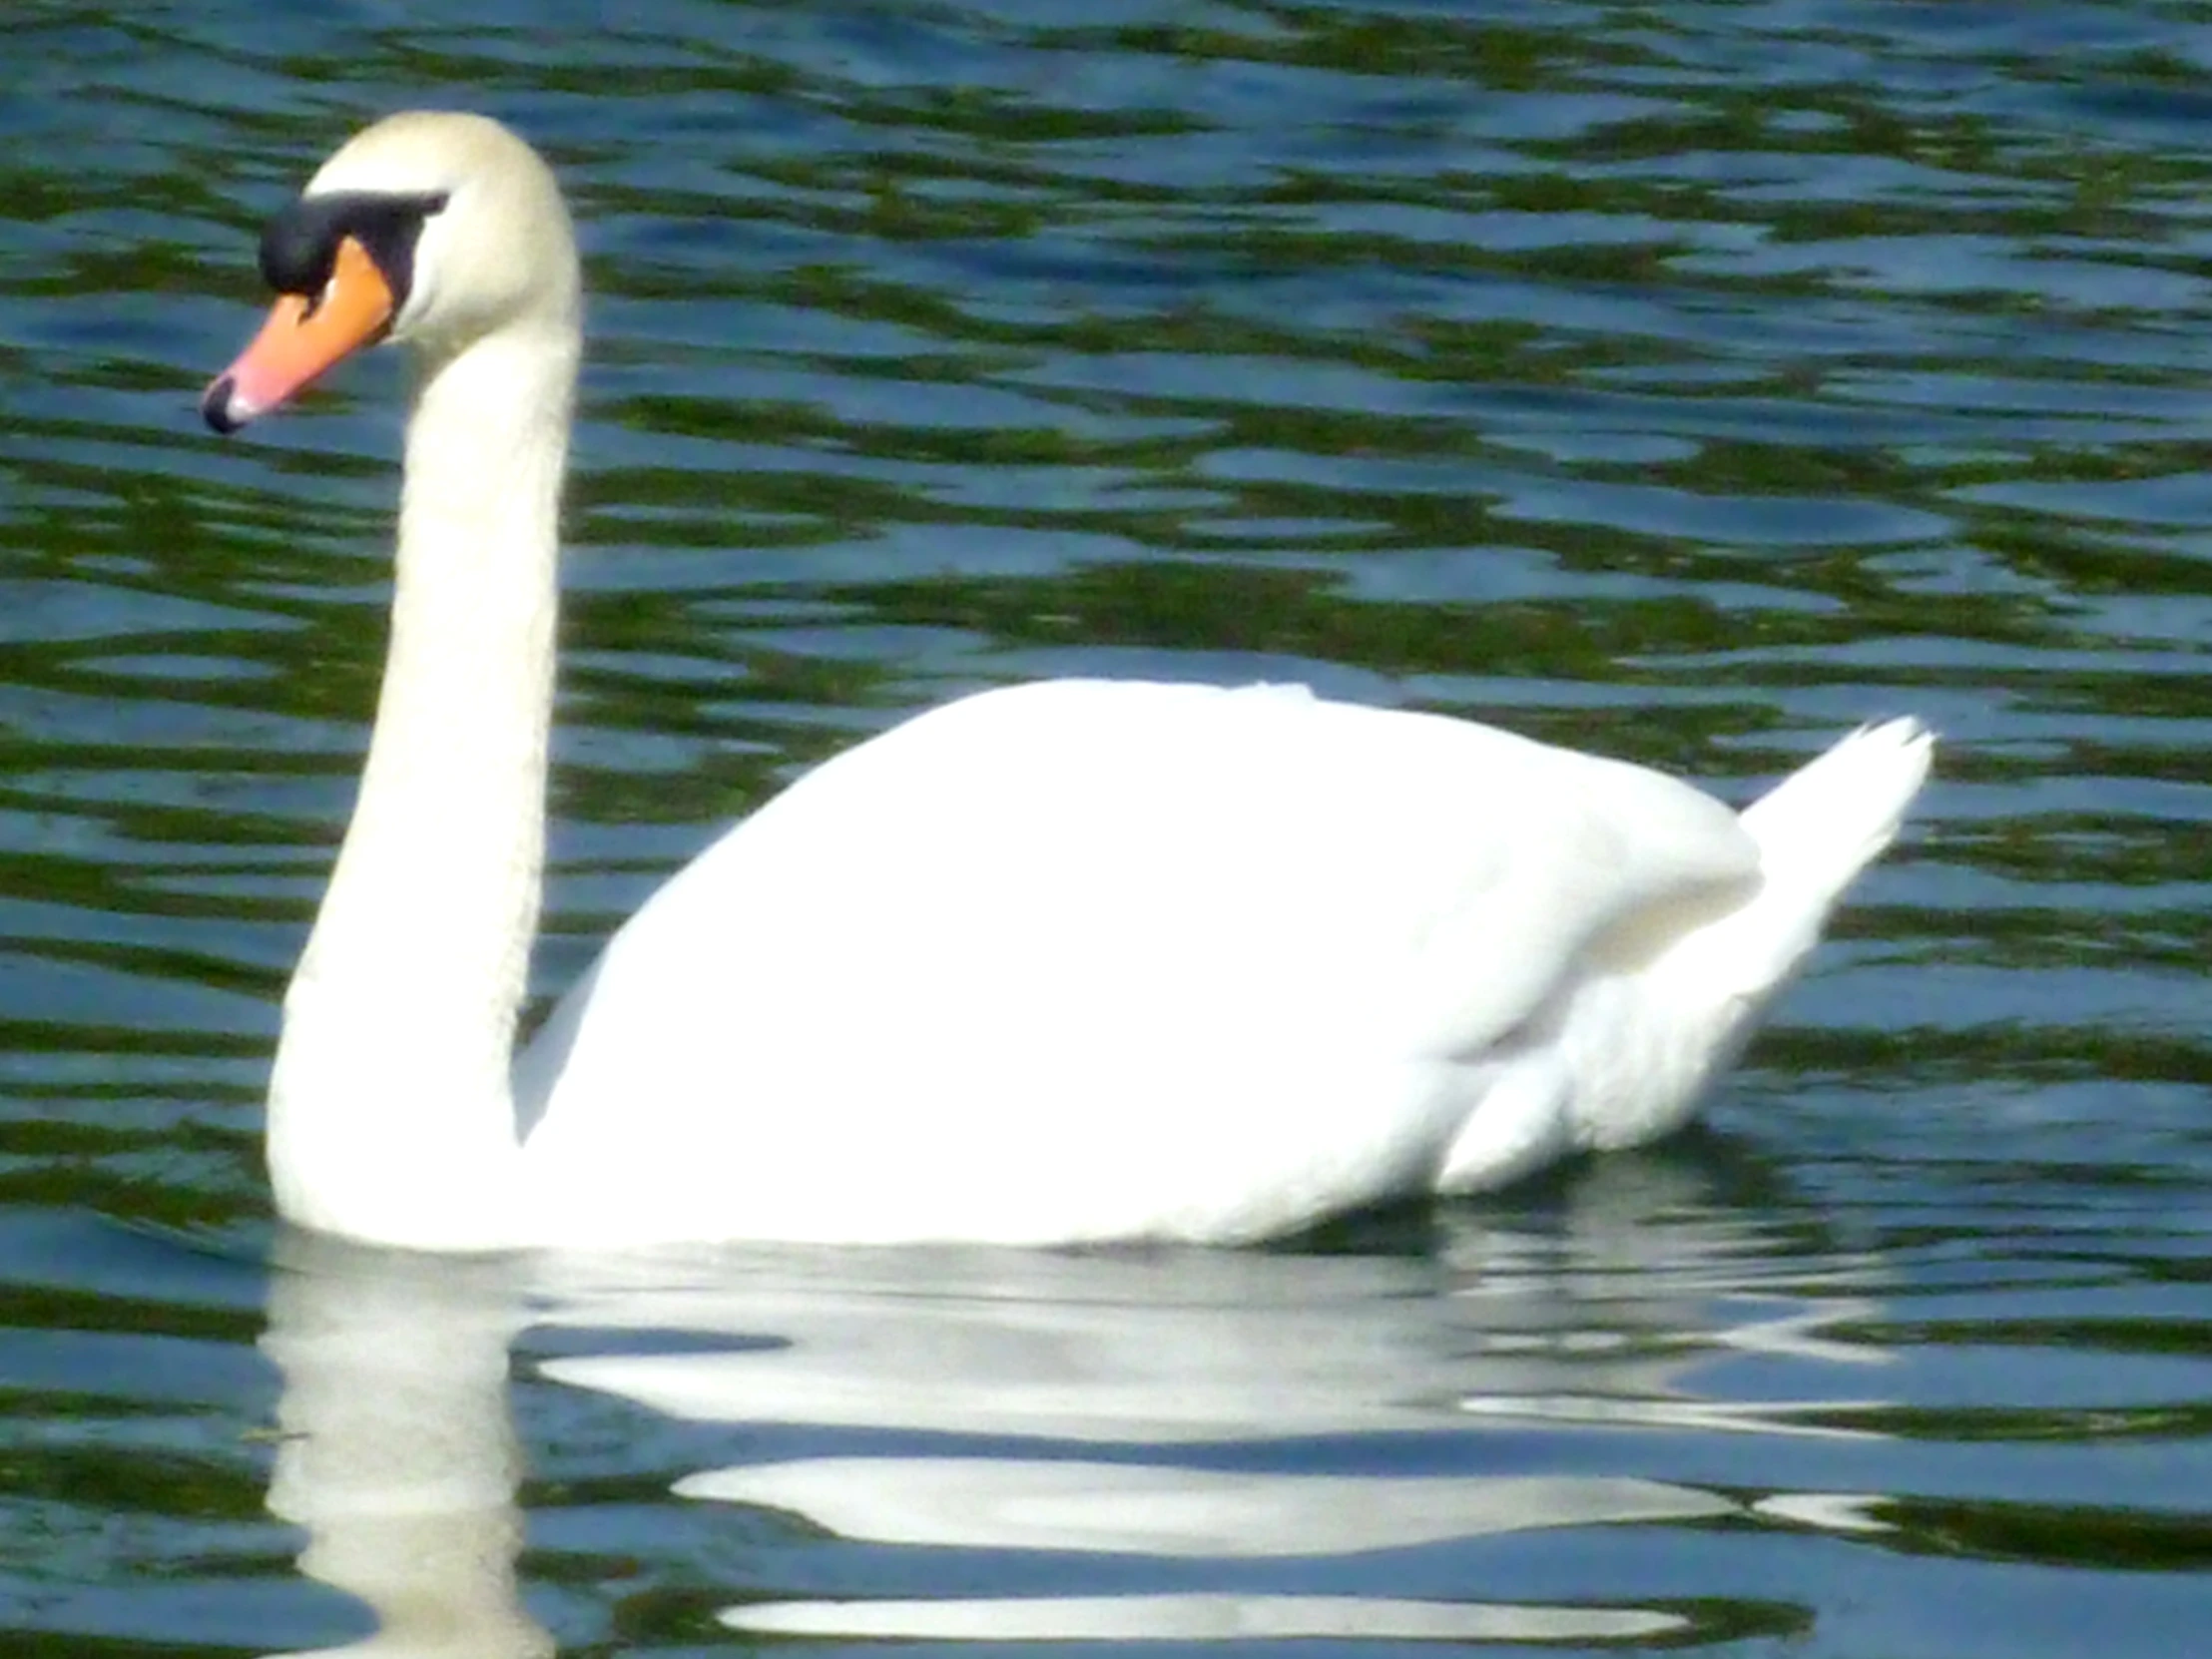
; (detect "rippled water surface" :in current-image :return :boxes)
[3,2,2210,1655]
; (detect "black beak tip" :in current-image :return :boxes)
[201,375,244,435]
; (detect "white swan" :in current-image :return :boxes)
[202,112,1934,1252]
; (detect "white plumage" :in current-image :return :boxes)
[205,113,1933,1252]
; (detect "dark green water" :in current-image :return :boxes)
[2,2,2209,1655]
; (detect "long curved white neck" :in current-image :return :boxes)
[268,319,577,1248]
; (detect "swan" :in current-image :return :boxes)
[201,112,1934,1252]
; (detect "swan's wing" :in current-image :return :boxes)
[516,681,1756,1240]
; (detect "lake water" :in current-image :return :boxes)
[3,2,2210,1654]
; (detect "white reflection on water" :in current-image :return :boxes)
[260,1249,545,1659]
[728,1592,1688,1643]
[681,1456,1731,1553]
[258,1157,1894,1656]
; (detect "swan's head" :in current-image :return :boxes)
[202,111,579,433]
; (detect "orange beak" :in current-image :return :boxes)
[202,237,395,432]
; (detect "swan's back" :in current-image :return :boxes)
[516,680,1793,1245]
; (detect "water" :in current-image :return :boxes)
[3,1,2209,1653]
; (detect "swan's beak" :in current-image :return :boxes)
[202,237,394,434]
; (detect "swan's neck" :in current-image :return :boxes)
[269,321,577,1247]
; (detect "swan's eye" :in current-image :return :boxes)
[258,190,451,306]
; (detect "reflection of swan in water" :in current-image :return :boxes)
[257,1154,1894,1656]
[260,1243,544,1659]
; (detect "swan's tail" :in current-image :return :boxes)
[1440,718,1935,1179]
[1738,718,1935,924]
[1666,715,1935,1020]
[1557,718,1935,1155]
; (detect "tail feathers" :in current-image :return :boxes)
[1738,718,1935,904]
[1538,720,1933,1159]
[1660,718,1934,1007]
[1507,720,1933,1163]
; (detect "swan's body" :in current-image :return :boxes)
[205,113,1933,1252]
